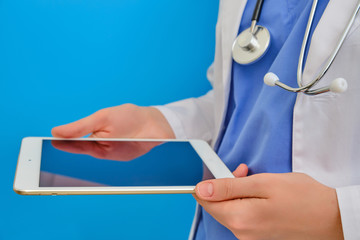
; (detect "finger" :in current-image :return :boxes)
[233,164,249,178]
[193,194,248,228]
[52,111,107,138]
[193,194,229,218]
[195,174,269,201]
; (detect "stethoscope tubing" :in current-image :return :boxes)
[252,0,264,22]
[297,0,318,89]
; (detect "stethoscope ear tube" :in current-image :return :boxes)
[263,0,360,95]
[264,73,348,94]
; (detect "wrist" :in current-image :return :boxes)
[322,187,344,240]
[144,107,176,139]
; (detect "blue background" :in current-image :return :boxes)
[0,0,217,239]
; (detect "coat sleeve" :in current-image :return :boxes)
[155,90,215,142]
[336,186,360,240]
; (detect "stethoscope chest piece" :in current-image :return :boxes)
[232,25,270,65]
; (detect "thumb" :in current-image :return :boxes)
[195,174,268,201]
[52,110,106,138]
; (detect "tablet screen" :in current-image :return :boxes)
[39,140,205,187]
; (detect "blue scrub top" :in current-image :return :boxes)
[195,0,329,239]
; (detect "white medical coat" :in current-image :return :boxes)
[156,0,360,239]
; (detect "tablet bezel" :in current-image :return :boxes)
[14,137,234,195]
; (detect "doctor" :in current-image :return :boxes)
[52,0,360,239]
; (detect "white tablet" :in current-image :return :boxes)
[14,137,234,195]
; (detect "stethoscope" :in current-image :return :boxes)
[232,0,360,95]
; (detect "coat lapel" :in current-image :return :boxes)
[212,0,247,145]
[220,0,247,97]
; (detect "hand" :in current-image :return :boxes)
[194,165,343,240]
[52,104,175,139]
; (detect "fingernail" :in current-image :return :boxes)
[198,182,214,198]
